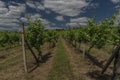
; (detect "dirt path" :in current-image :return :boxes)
[0,43,57,80]
[62,39,111,80]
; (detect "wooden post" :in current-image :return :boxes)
[21,23,27,73]
[101,45,120,74]
[112,45,120,80]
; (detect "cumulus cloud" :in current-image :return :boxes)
[26,0,45,10]
[20,17,27,23]
[0,18,19,23]
[0,1,6,7]
[44,0,92,16]
[9,5,25,12]
[26,1,36,9]
[55,16,64,21]
[115,11,120,25]
[67,17,88,27]
[40,18,54,29]
[0,0,98,31]
[37,4,45,10]
[0,8,8,14]
[70,17,88,23]
[0,1,26,30]
[111,0,120,3]
[30,14,41,21]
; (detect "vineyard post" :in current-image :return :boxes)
[20,23,28,73]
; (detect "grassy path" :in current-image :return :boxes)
[48,39,74,80]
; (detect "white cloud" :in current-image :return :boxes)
[55,16,64,21]
[0,19,19,23]
[111,0,120,3]
[0,8,8,14]
[26,1,36,9]
[0,1,26,30]
[37,5,45,10]
[20,17,27,23]
[70,17,88,23]
[44,0,92,16]
[0,0,45,31]
[0,22,19,31]
[115,11,120,25]
[67,17,88,26]
[0,0,97,31]
[0,23,18,27]
[0,1,6,7]
[0,1,8,14]
[6,11,21,18]
[30,14,41,21]
[67,22,87,27]
[8,5,26,13]
[40,18,51,28]
[27,1,45,10]
[39,18,60,29]
[89,3,99,9]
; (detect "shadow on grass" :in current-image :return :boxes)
[75,47,104,69]
[85,52,104,69]
[86,70,111,80]
[41,52,52,63]
[67,41,105,69]
[28,52,52,73]
[28,65,38,73]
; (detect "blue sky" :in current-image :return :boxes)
[0,0,120,31]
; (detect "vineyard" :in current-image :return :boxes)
[0,15,120,80]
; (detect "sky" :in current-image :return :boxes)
[0,0,120,31]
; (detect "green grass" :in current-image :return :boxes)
[48,39,74,80]
[0,46,21,55]
[0,54,23,69]
[0,49,32,69]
